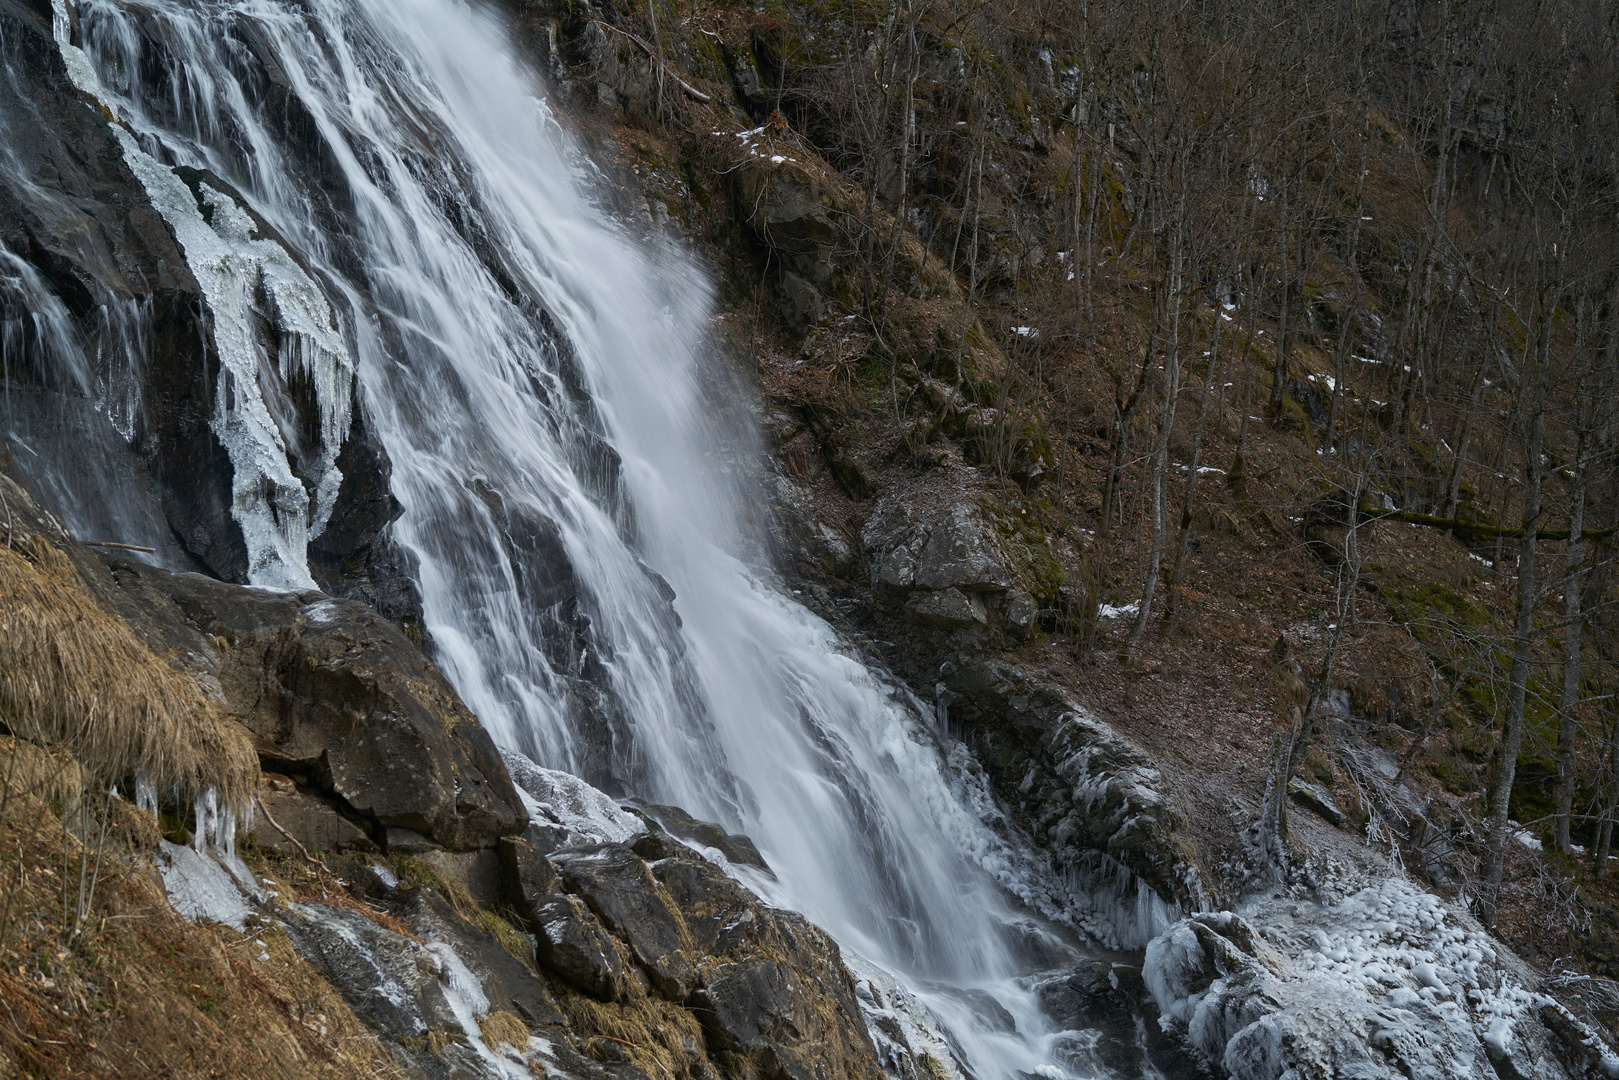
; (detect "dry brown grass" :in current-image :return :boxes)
[0,737,85,810]
[0,780,402,1080]
[556,983,706,1080]
[478,1009,531,1051]
[0,535,257,808]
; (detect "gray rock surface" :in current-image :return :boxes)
[533,891,635,1002]
[98,557,527,851]
[496,817,883,1080]
[257,773,375,853]
[628,800,770,872]
[554,842,697,999]
[905,586,988,628]
[914,503,1015,593]
[945,654,1198,919]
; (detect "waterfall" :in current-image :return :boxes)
[43,0,1110,1074]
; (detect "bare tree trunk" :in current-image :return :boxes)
[1479,346,1548,929]
[874,23,919,320]
[1165,305,1227,620]
[1268,169,1292,421]
[1284,476,1364,787]
[1553,464,1587,854]
[1445,352,1492,519]
[1596,713,1619,877]
[1101,343,1155,541]
[1126,215,1186,664]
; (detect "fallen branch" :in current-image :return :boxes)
[256,794,323,868]
[593,20,712,103]
[80,541,157,553]
[1357,506,1616,545]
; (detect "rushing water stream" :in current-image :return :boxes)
[12,0,1140,1074]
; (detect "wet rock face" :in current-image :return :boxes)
[555,843,698,999]
[0,1,241,575]
[939,658,1203,940]
[98,557,526,851]
[0,3,411,607]
[629,800,770,872]
[285,901,453,1041]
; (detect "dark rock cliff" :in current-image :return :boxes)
[0,0,411,612]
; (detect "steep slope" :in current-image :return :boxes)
[3,0,1619,1075]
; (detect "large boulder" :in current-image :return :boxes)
[861,499,1019,636]
[553,843,698,1000]
[98,557,526,851]
[496,752,886,1080]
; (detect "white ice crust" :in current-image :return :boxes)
[1143,879,1619,1080]
[499,747,646,845]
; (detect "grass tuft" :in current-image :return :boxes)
[479,1008,531,1051]
[0,536,257,807]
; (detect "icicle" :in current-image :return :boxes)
[134,774,158,817]
[48,5,354,589]
[192,787,218,853]
[189,787,247,859]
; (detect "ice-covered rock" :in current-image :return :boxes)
[940,658,1203,946]
[500,746,647,846]
[1143,880,1619,1079]
[52,1,357,591]
[157,839,261,930]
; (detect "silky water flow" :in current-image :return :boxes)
[22,0,1179,1074]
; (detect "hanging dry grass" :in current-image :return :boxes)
[0,738,85,810]
[477,1009,531,1052]
[0,535,257,807]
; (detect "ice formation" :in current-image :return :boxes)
[51,0,354,590]
[500,747,647,845]
[110,139,352,589]
[847,952,973,1080]
[1143,879,1619,1079]
[157,839,261,931]
[428,943,549,1079]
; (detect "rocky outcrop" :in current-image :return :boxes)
[1,470,883,1079]
[3,464,523,855]
[165,754,886,1080]
[862,498,1025,635]
[0,0,410,607]
[499,756,885,1080]
[732,144,849,329]
[0,0,236,571]
[533,827,881,1080]
[93,557,526,851]
[630,800,771,871]
[938,657,1204,945]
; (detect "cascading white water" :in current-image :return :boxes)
[0,225,181,560]
[56,0,1126,1074]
